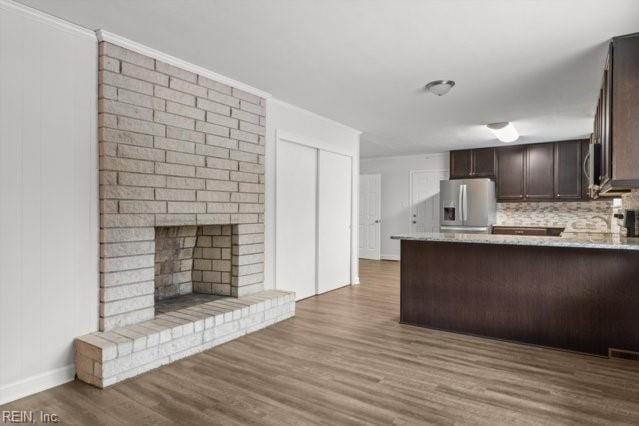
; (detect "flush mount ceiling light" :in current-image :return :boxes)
[424,80,455,96]
[486,122,519,143]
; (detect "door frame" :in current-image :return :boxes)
[408,169,449,233]
[274,129,355,297]
[359,173,381,260]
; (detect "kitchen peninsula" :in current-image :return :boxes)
[393,232,639,356]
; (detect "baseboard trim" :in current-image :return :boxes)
[380,254,400,261]
[0,365,75,405]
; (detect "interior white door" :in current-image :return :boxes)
[359,174,381,260]
[276,140,317,300]
[318,150,352,293]
[410,170,448,233]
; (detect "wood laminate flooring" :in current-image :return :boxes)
[3,259,639,424]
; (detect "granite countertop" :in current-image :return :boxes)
[390,232,639,251]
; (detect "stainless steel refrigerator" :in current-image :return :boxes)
[440,178,496,233]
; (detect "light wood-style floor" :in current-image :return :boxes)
[3,259,639,424]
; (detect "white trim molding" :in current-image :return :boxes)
[0,0,96,38]
[0,365,75,406]
[96,30,272,100]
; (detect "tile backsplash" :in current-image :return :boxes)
[496,200,616,233]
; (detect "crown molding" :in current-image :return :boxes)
[268,98,362,135]
[0,0,96,38]
[96,30,271,99]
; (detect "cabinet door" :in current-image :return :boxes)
[554,141,582,200]
[497,146,525,201]
[450,150,472,179]
[525,143,555,200]
[472,148,496,177]
[611,35,639,184]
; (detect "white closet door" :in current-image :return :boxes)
[276,140,317,300]
[318,150,352,293]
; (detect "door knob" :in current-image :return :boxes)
[374,219,381,223]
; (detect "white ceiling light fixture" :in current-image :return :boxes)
[424,80,455,96]
[486,122,519,143]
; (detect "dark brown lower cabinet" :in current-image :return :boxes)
[400,239,639,356]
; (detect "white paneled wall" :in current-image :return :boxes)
[0,1,98,404]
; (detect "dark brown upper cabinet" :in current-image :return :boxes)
[593,33,639,195]
[449,148,496,179]
[496,145,525,201]
[449,149,472,178]
[525,143,555,200]
[554,140,583,199]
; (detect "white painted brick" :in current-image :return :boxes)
[156,214,197,226]
[154,136,195,154]
[118,172,166,188]
[231,108,259,124]
[101,128,154,148]
[118,144,165,162]
[155,111,194,130]
[154,85,195,106]
[206,89,240,108]
[102,157,154,174]
[155,188,196,201]
[166,176,206,190]
[239,203,264,213]
[206,157,238,170]
[100,212,154,228]
[118,116,165,137]
[100,42,155,69]
[197,97,231,115]
[168,202,206,214]
[101,294,154,316]
[100,227,154,243]
[239,141,265,155]
[166,126,205,143]
[196,121,230,137]
[239,100,265,116]
[206,134,238,150]
[100,70,153,96]
[166,151,205,167]
[239,162,264,174]
[166,101,205,121]
[231,193,258,203]
[101,281,154,302]
[99,113,117,128]
[170,77,207,97]
[122,62,168,86]
[231,213,259,223]
[207,203,238,213]
[155,162,196,177]
[232,88,261,105]
[99,56,120,72]
[118,88,165,111]
[196,167,230,180]
[101,185,155,200]
[230,171,259,183]
[99,85,118,100]
[206,112,238,129]
[230,128,259,143]
[239,121,265,136]
[197,214,231,225]
[232,262,264,276]
[239,183,264,193]
[119,200,166,213]
[101,241,155,257]
[156,61,197,83]
[233,243,264,256]
[198,76,232,94]
[206,180,238,192]
[233,252,264,266]
[234,223,264,234]
[197,191,230,202]
[195,144,229,158]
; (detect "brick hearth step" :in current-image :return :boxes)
[75,290,295,388]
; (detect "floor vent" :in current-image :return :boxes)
[609,348,639,361]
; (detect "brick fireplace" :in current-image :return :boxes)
[97,41,269,331]
[75,40,294,388]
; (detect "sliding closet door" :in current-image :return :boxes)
[275,140,317,300]
[317,150,352,293]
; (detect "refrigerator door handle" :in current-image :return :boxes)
[462,184,468,222]
[458,185,464,222]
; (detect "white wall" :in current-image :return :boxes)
[265,99,361,288]
[360,153,448,259]
[0,1,98,404]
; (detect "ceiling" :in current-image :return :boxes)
[16,0,639,158]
